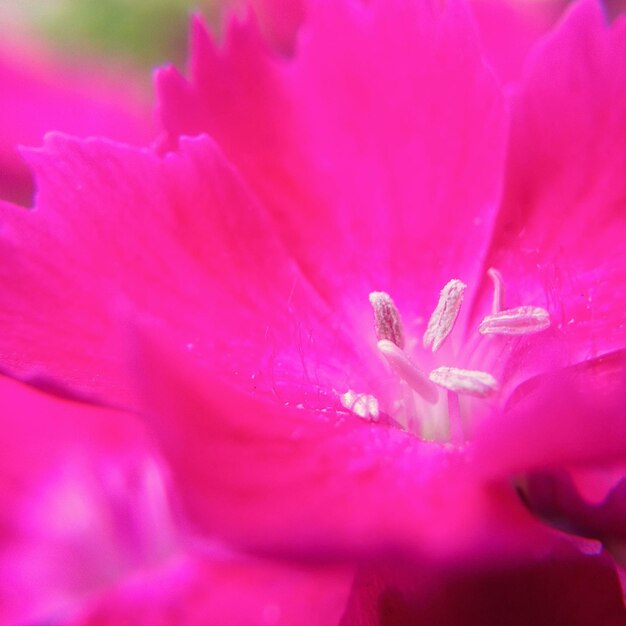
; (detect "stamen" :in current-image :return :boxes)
[369,291,405,348]
[429,366,498,398]
[446,390,465,444]
[377,339,439,404]
[479,306,550,335]
[423,279,466,352]
[340,390,380,421]
[487,267,504,314]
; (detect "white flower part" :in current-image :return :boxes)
[423,279,467,352]
[377,339,439,404]
[479,305,550,335]
[487,267,504,314]
[340,390,380,421]
[369,291,405,349]
[429,366,498,398]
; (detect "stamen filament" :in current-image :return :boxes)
[479,306,550,335]
[377,339,439,404]
[447,391,465,444]
[429,366,498,398]
[423,279,466,352]
[487,267,504,314]
[369,291,405,348]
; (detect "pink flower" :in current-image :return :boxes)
[150,0,626,562]
[0,39,153,206]
[0,0,625,620]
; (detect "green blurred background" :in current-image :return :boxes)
[0,0,213,69]
[0,0,623,79]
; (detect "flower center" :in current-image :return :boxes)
[340,269,550,443]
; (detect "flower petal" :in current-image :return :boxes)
[157,1,508,327]
[132,325,553,562]
[474,349,626,476]
[341,551,626,626]
[470,0,563,83]
[0,42,152,206]
[0,375,178,626]
[0,133,366,407]
[518,469,626,548]
[61,553,352,626]
[479,0,626,360]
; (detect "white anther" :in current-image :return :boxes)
[369,291,405,349]
[479,306,550,335]
[487,267,504,314]
[340,390,380,421]
[377,340,439,404]
[429,366,498,398]
[423,279,466,352]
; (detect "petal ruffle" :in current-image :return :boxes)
[0,42,152,206]
[0,134,369,407]
[157,0,508,329]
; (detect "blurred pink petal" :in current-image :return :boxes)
[471,0,565,83]
[0,375,352,625]
[0,375,179,625]
[0,41,153,206]
[518,469,626,548]
[62,554,351,626]
[243,0,306,54]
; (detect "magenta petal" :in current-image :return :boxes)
[519,469,626,549]
[482,0,626,360]
[0,135,208,405]
[341,552,626,626]
[132,327,533,562]
[0,375,178,626]
[474,350,626,476]
[0,133,361,406]
[0,43,152,206]
[157,1,508,322]
[250,0,306,54]
[470,0,563,83]
[63,554,352,626]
